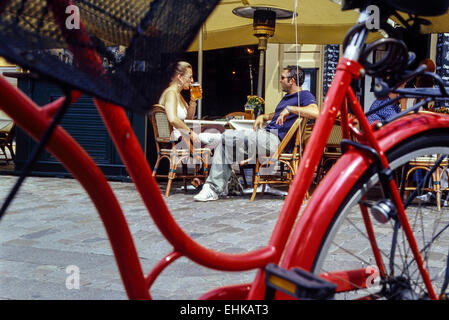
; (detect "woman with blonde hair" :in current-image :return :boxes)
[158,61,201,143]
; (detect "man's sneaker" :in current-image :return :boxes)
[194,183,219,202]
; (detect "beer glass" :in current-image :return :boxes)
[190,82,202,100]
[244,105,254,120]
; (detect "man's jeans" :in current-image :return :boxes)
[205,129,280,194]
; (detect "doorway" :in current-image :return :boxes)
[182,45,259,119]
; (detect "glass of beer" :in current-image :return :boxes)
[190,82,202,100]
[244,105,254,120]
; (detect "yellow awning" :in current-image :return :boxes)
[187,0,449,51]
[422,11,449,33]
[188,0,360,50]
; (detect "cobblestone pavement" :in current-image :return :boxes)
[1,174,448,300]
[0,175,292,300]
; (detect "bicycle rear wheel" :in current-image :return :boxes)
[312,129,449,299]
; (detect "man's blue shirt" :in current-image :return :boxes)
[265,90,317,141]
[366,97,400,124]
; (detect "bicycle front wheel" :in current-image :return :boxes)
[312,129,449,299]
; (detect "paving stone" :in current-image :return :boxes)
[0,175,285,299]
[0,175,447,300]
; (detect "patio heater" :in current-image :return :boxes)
[232,6,295,98]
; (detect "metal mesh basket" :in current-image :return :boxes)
[0,0,219,114]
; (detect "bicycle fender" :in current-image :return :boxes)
[281,112,449,271]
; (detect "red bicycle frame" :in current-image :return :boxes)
[0,3,443,299]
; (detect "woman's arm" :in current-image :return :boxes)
[186,98,197,119]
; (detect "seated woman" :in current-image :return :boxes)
[158,61,200,143]
[159,61,211,188]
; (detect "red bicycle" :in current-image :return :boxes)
[1,0,449,300]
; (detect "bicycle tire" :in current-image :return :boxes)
[311,129,449,299]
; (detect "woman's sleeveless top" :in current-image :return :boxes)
[172,102,187,141]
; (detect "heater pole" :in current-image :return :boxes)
[257,48,265,98]
[232,7,295,99]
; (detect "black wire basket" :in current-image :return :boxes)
[0,0,219,114]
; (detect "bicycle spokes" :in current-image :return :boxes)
[315,149,449,299]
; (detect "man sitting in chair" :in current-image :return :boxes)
[194,65,319,202]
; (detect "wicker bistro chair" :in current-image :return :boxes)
[315,122,343,183]
[0,122,15,164]
[149,105,212,197]
[249,117,307,201]
[403,155,449,211]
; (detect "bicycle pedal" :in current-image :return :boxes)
[264,263,336,300]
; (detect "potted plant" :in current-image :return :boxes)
[244,95,265,119]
